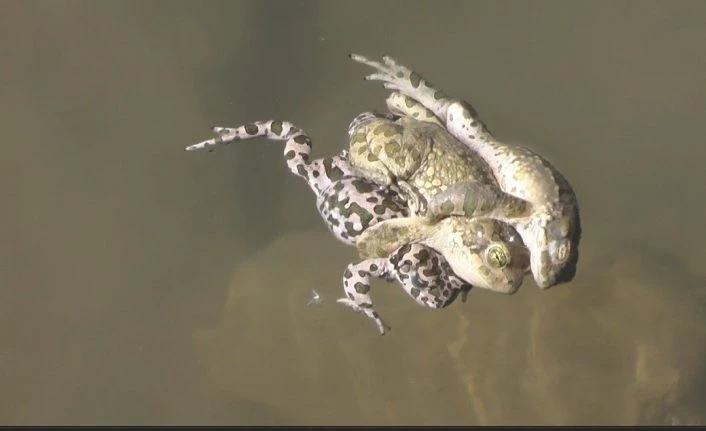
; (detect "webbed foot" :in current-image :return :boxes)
[338,258,394,335]
[350,54,493,145]
[350,54,452,120]
[336,298,391,335]
[185,121,316,182]
[338,244,470,334]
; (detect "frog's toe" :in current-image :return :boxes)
[336,298,390,335]
[336,297,360,311]
[185,137,218,152]
[381,55,398,66]
[363,75,403,93]
[212,126,232,135]
[350,53,384,71]
[378,317,392,334]
[186,127,240,152]
[371,313,391,335]
[460,285,472,303]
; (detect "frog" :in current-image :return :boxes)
[355,214,530,296]
[185,120,528,334]
[348,104,529,222]
[350,54,582,290]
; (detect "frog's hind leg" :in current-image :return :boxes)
[337,244,470,335]
[350,54,494,144]
[316,176,409,247]
[186,121,313,177]
[186,121,356,195]
[337,259,393,335]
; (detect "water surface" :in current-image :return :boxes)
[2,0,705,425]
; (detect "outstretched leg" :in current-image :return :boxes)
[186,121,359,197]
[350,54,494,146]
[187,121,413,250]
[186,121,312,176]
[337,243,471,335]
[337,258,393,335]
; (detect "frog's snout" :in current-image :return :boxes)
[531,250,555,289]
[506,275,523,295]
[532,247,579,289]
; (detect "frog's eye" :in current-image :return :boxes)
[484,243,511,269]
[555,241,570,262]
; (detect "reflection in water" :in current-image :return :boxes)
[198,232,706,425]
[2,0,705,425]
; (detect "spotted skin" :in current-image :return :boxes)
[349,109,496,211]
[186,121,404,246]
[341,115,531,334]
[357,215,530,296]
[351,54,582,289]
[343,214,529,334]
[339,243,473,334]
[346,106,531,291]
[185,120,480,335]
[349,94,530,221]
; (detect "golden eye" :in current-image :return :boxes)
[484,243,510,269]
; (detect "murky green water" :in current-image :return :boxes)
[2,0,705,425]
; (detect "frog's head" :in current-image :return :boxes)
[529,206,582,289]
[479,239,530,294]
[447,219,530,295]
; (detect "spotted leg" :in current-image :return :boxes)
[384,91,443,127]
[187,120,471,331]
[350,54,494,147]
[316,175,409,246]
[186,121,360,196]
[186,121,401,246]
[337,243,472,335]
[337,259,392,335]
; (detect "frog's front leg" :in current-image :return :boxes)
[426,180,531,222]
[350,54,493,143]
